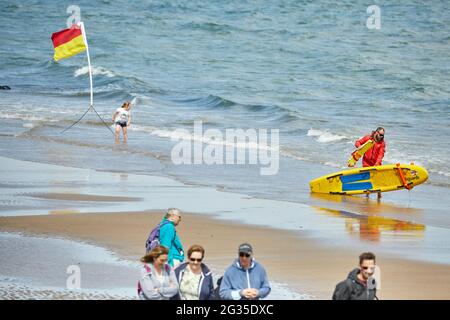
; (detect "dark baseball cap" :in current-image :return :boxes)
[238,243,253,255]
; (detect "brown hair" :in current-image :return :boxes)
[141,245,169,263]
[187,244,205,259]
[359,252,376,265]
[121,101,130,109]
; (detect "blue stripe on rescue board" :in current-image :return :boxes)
[342,182,373,191]
[340,172,371,184]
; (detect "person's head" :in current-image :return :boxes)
[187,244,205,272]
[122,101,131,110]
[141,245,169,267]
[359,252,376,280]
[165,208,182,226]
[238,243,253,269]
[373,127,385,142]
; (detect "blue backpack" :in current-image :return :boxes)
[145,221,170,253]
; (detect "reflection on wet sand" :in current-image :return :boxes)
[49,209,80,215]
[313,206,425,242]
[310,192,423,217]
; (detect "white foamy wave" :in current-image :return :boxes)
[22,123,34,128]
[428,168,450,178]
[279,147,307,161]
[307,129,346,143]
[438,171,450,177]
[128,124,158,134]
[383,151,425,167]
[74,66,116,78]
[129,93,152,102]
[131,125,277,152]
[0,113,58,122]
[130,96,138,108]
[156,129,276,152]
[324,161,344,168]
[265,281,313,300]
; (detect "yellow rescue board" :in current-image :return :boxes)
[348,139,374,167]
[309,164,428,195]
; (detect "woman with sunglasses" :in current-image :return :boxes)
[138,245,179,300]
[172,244,214,300]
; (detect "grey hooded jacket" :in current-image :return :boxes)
[138,263,179,300]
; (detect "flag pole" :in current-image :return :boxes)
[59,22,114,135]
[79,22,93,108]
[77,21,114,135]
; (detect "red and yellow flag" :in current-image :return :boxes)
[51,25,86,61]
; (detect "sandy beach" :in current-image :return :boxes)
[2,0,450,302]
[1,209,450,299]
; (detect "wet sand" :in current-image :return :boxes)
[28,193,141,202]
[1,210,449,299]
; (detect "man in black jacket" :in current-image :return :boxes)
[332,252,378,300]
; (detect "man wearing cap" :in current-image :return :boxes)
[219,243,271,300]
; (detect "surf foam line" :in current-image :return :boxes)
[149,120,280,176]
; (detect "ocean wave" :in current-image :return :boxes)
[307,129,347,143]
[22,123,35,128]
[168,95,236,109]
[279,148,307,161]
[130,125,277,152]
[323,162,345,169]
[267,112,300,124]
[434,170,450,178]
[0,113,59,123]
[74,66,116,78]
[167,95,300,125]
[174,118,221,126]
[62,73,162,99]
[181,21,237,34]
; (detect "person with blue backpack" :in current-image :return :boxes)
[156,208,184,267]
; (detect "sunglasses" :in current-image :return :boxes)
[189,258,203,263]
[239,253,251,258]
[361,266,375,270]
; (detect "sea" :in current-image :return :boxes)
[1,0,450,275]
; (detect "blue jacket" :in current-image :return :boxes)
[219,259,271,300]
[159,218,184,266]
[171,262,215,300]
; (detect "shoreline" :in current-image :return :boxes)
[2,155,449,267]
[1,210,450,299]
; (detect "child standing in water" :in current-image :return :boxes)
[112,101,131,143]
